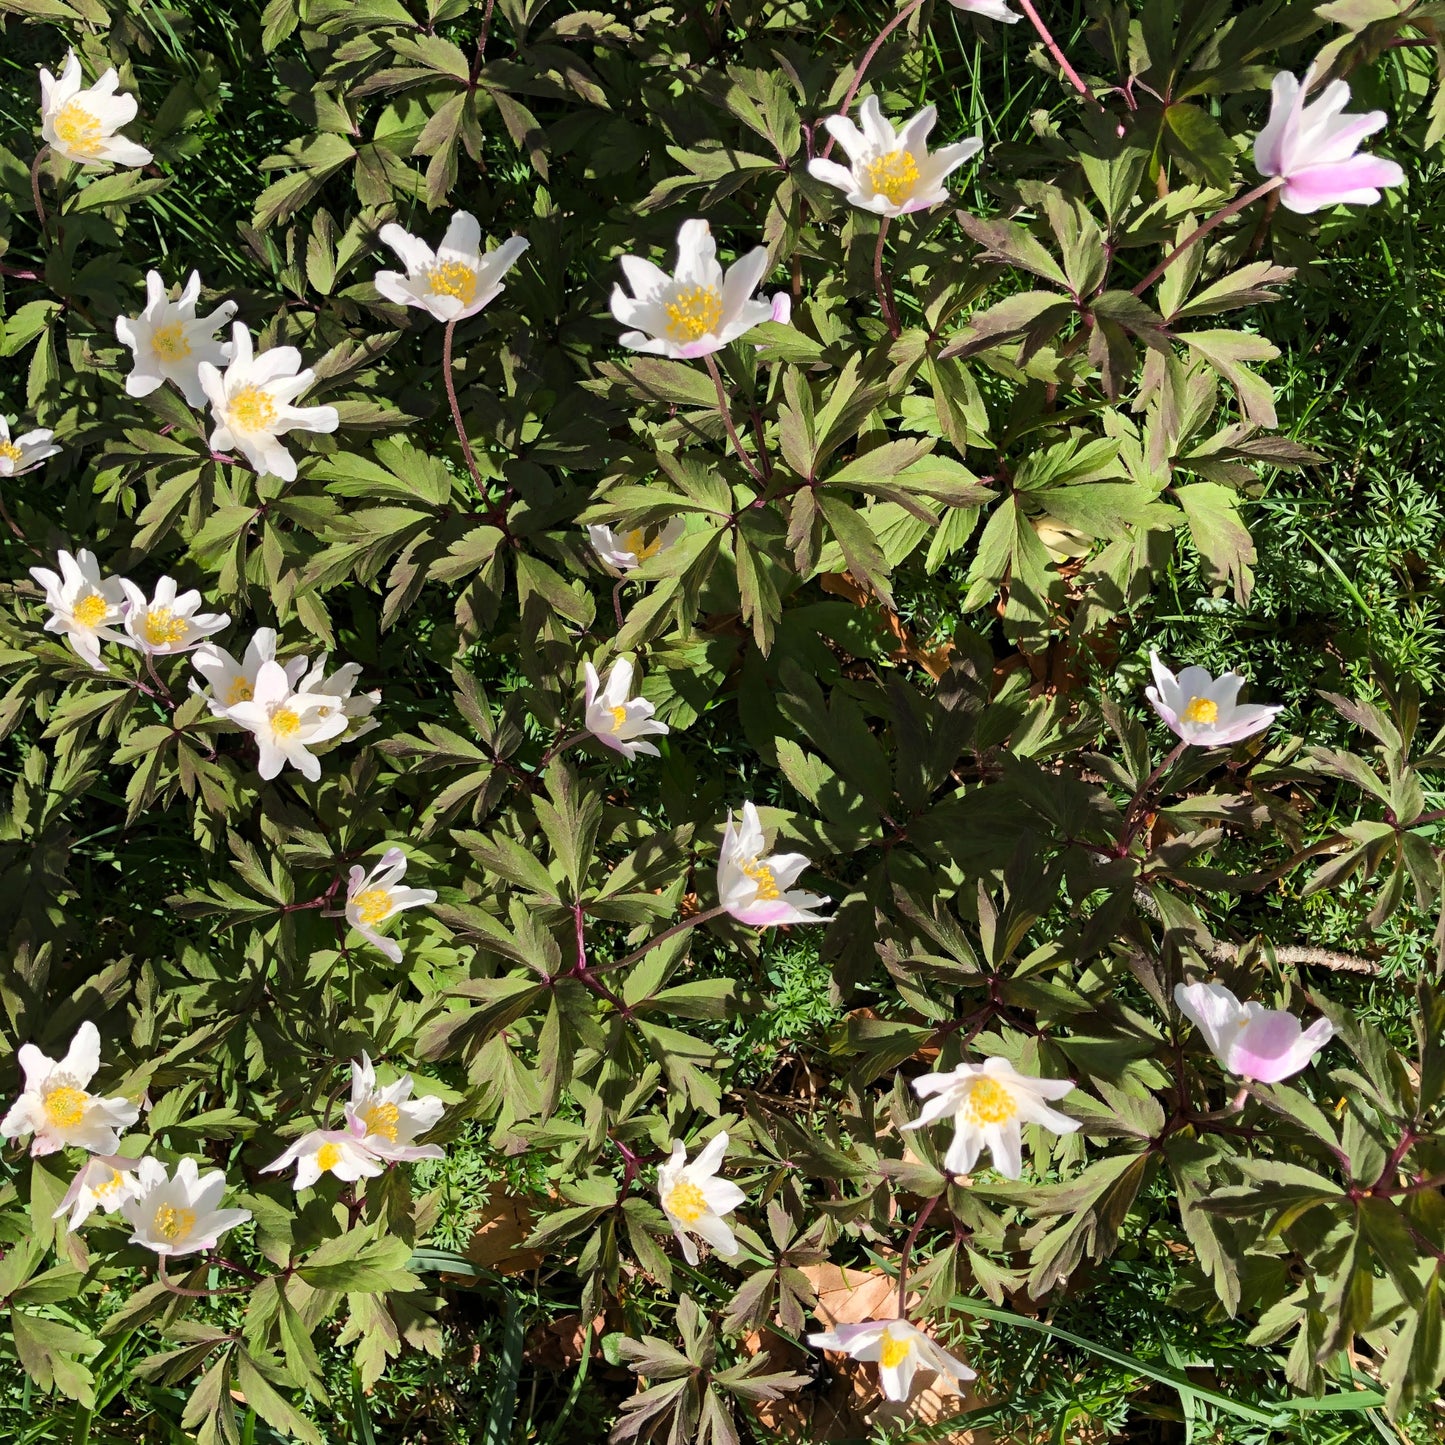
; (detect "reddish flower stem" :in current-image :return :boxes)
[704,353,765,483]
[820,0,927,160]
[442,318,485,492]
[896,1191,942,1316]
[874,216,900,338]
[592,905,728,978]
[1131,178,1283,297]
[1014,0,1104,112]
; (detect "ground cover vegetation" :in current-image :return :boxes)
[0,0,1444,1441]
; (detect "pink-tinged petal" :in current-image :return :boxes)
[1280,156,1404,213]
[1254,70,1302,178]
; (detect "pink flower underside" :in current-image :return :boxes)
[1230,1011,1306,1082]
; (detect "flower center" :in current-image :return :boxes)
[0,440,24,466]
[270,706,302,738]
[865,150,921,206]
[427,260,478,305]
[608,705,629,733]
[1181,696,1219,725]
[623,527,663,562]
[141,607,190,648]
[741,859,781,901]
[316,1141,344,1173]
[152,1203,196,1242]
[964,1077,1018,1126]
[92,1168,125,1199]
[663,285,723,342]
[54,101,105,157]
[664,1179,708,1224]
[43,1085,90,1129]
[354,888,392,926]
[225,676,254,706]
[228,385,278,433]
[361,1101,400,1142]
[72,592,110,628]
[879,1330,913,1370]
[151,321,192,361]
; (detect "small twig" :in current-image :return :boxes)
[1132,178,1283,296]
[820,0,927,160]
[30,145,48,237]
[896,1192,942,1317]
[1014,0,1106,112]
[612,578,627,629]
[703,353,766,483]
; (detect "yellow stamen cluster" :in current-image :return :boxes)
[353,888,393,926]
[228,385,278,433]
[1181,696,1219,725]
[609,704,629,733]
[152,1203,196,1241]
[226,677,254,706]
[151,321,192,361]
[93,1168,125,1198]
[426,260,479,305]
[270,707,302,738]
[361,1100,400,1142]
[54,102,104,158]
[663,285,723,342]
[879,1331,914,1370]
[741,859,781,901]
[141,607,191,648]
[0,440,24,466]
[43,1086,89,1129]
[865,150,921,206]
[963,1077,1018,1125]
[316,1142,344,1173]
[72,593,110,628]
[664,1178,708,1224]
[623,528,663,562]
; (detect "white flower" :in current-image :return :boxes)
[39,51,152,169]
[115,271,237,409]
[717,802,830,927]
[343,1053,445,1163]
[1254,70,1405,215]
[198,323,338,482]
[584,659,668,760]
[1146,651,1282,748]
[119,575,229,656]
[28,547,130,672]
[587,519,685,573]
[903,1056,1078,1179]
[345,849,438,964]
[224,659,349,782]
[808,96,983,217]
[52,1154,142,1229]
[657,1133,746,1266]
[120,1157,251,1258]
[610,219,783,360]
[191,628,302,718]
[375,211,529,323]
[0,415,60,478]
[948,0,1021,19]
[807,1318,976,1403]
[295,655,381,739]
[1175,981,1334,1083]
[0,1022,139,1157]
[262,1129,386,1191]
